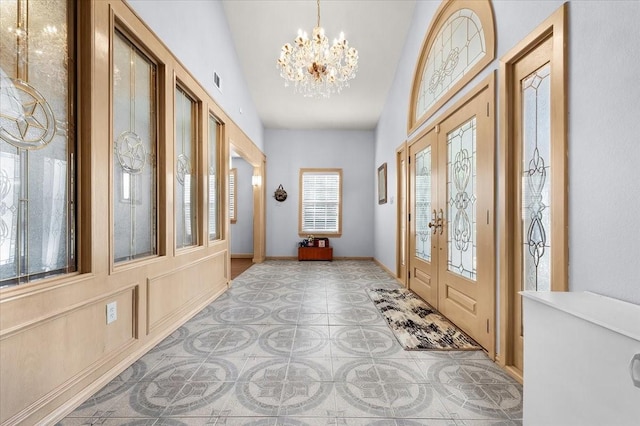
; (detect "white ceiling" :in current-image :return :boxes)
[221,0,417,130]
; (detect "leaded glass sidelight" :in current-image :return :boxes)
[447,117,477,281]
[175,87,197,249]
[0,0,75,286]
[415,147,432,262]
[113,31,157,263]
[521,64,551,292]
[208,114,220,241]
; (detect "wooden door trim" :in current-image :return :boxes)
[396,141,408,286]
[498,3,568,382]
[407,73,496,359]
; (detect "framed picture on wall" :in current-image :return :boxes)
[378,163,387,204]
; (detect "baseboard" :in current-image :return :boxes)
[373,258,395,276]
[265,256,298,260]
[333,256,373,261]
[265,256,376,262]
[231,253,253,259]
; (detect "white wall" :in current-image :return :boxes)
[127,0,264,150]
[265,129,375,258]
[374,0,640,305]
[230,157,254,255]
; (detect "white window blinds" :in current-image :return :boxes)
[300,170,341,234]
[229,168,236,223]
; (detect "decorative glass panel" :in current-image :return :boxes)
[415,147,432,262]
[113,30,157,263]
[417,9,486,120]
[175,86,197,248]
[208,114,220,240]
[0,0,74,286]
[447,117,477,280]
[521,64,551,291]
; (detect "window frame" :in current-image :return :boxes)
[298,168,343,237]
[408,0,495,135]
[173,81,200,251]
[207,112,222,241]
[111,26,161,265]
[0,0,78,288]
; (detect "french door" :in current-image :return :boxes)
[409,75,495,353]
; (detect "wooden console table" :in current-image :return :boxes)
[298,246,333,261]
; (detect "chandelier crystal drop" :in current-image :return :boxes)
[277,0,358,98]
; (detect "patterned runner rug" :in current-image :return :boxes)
[368,288,482,351]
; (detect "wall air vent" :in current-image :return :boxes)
[213,72,222,92]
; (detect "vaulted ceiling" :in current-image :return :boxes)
[221,0,417,130]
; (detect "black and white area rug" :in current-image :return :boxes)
[368,288,482,351]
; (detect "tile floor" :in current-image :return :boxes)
[59,260,522,425]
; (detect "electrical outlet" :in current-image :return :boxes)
[106,301,117,324]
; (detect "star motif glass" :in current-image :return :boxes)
[112,30,157,263]
[0,0,74,286]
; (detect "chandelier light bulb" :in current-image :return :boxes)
[276,0,358,98]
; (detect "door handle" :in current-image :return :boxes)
[437,208,445,235]
[631,353,640,388]
[428,209,438,234]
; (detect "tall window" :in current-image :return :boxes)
[175,86,197,249]
[299,168,342,236]
[113,29,157,263]
[0,0,75,286]
[208,114,220,240]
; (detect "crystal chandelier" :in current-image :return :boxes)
[277,0,359,98]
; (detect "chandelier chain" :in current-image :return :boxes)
[317,0,321,28]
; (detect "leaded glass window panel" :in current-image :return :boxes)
[447,117,477,281]
[175,86,197,249]
[417,9,486,120]
[415,147,432,262]
[208,114,220,241]
[113,30,157,263]
[521,64,551,291]
[0,0,75,286]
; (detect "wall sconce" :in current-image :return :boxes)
[252,175,262,186]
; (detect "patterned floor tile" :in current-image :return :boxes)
[63,261,522,425]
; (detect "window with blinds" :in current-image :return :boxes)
[299,169,342,236]
[229,168,237,223]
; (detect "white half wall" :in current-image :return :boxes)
[265,129,375,258]
[127,0,264,149]
[374,0,640,305]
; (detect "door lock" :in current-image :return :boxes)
[428,209,439,234]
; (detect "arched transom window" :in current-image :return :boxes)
[409,0,495,133]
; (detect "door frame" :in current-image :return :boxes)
[407,72,497,359]
[498,4,568,382]
[396,141,408,287]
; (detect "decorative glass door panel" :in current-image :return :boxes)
[447,117,477,281]
[208,114,220,241]
[175,86,197,249]
[521,64,551,292]
[415,146,432,262]
[408,129,438,308]
[434,77,494,353]
[0,0,75,286]
[113,30,157,263]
